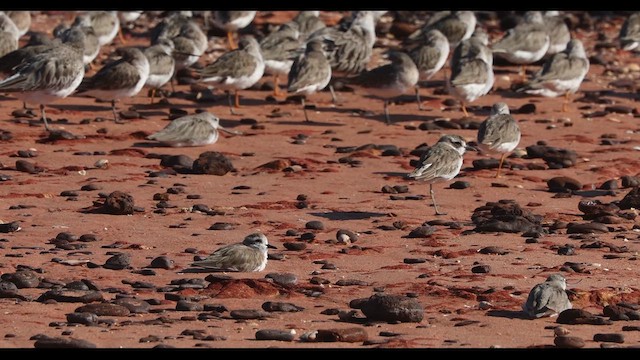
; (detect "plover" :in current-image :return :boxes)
[0,34,85,131]
[75,46,150,123]
[492,11,550,79]
[408,11,476,49]
[543,11,571,57]
[349,51,419,125]
[408,28,450,110]
[55,25,100,68]
[619,12,640,51]
[260,21,302,96]
[292,11,326,38]
[209,11,257,50]
[522,274,572,319]
[147,111,241,147]
[143,38,175,104]
[72,11,120,47]
[191,232,275,272]
[287,39,332,122]
[517,39,589,112]
[196,35,264,115]
[477,102,521,178]
[408,134,467,216]
[448,35,494,117]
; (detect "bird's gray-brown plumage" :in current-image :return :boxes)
[287,39,332,122]
[292,11,326,38]
[56,25,100,67]
[477,102,521,178]
[522,274,572,319]
[191,232,273,272]
[147,111,240,147]
[407,11,476,49]
[407,134,467,215]
[543,11,570,56]
[72,11,119,46]
[75,47,150,122]
[0,34,85,131]
[3,11,30,38]
[260,21,302,96]
[143,38,175,104]
[209,11,257,50]
[620,12,640,51]
[197,35,264,115]
[409,28,450,110]
[349,51,419,124]
[517,39,589,112]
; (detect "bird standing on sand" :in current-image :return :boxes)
[477,102,521,178]
[191,232,275,272]
[522,274,572,319]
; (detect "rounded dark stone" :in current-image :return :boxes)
[283,242,306,251]
[74,303,130,316]
[0,221,21,233]
[113,298,150,314]
[305,221,324,230]
[299,232,316,241]
[229,309,270,320]
[478,246,509,255]
[450,181,470,189]
[208,222,235,230]
[65,281,89,291]
[554,336,585,348]
[517,103,536,114]
[192,151,234,175]
[406,226,436,238]
[103,191,135,215]
[261,301,304,312]
[0,281,18,292]
[621,176,640,188]
[359,293,424,323]
[336,229,358,243]
[255,329,295,341]
[33,336,97,348]
[80,183,103,191]
[65,312,98,325]
[148,256,174,269]
[547,177,582,193]
[593,333,625,343]
[566,223,609,234]
[176,300,204,312]
[15,160,41,174]
[160,155,194,170]
[404,258,427,264]
[264,273,298,287]
[557,245,576,256]
[103,253,131,270]
[37,290,104,303]
[1,270,40,288]
[471,265,491,273]
[78,234,99,242]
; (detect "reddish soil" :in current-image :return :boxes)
[0,11,640,349]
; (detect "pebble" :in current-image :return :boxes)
[283,242,306,251]
[478,246,509,255]
[1,270,40,288]
[176,300,204,312]
[261,301,304,312]
[33,336,97,348]
[103,191,135,215]
[359,293,423,323]
[255,329,296,342]
[471,265,491,273]
[103,253,132,270]
[229,309,270,320]
[404,258,427,264]
[406,225,436,238]
[621,175,640,188]
[148,256,174,269]
[264,273,297,286]
[208,222,235,230]
[113,298,150,313]
[305,220,324,230]
[75,303,130,316]
[450,181,470,189]
[192,152,234,175]
[554,336,585,348]
[314,328,368,343]
[37,290,103,304]
[65,312,99,325]
[566,223,609,234]
[593,333,625,343]
[335,279,369,286]
[547,176,582,193]
[336,229,358,244]
[15,160,42,174]
[554,326,570,337]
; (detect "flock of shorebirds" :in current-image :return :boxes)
[1,10,639,321]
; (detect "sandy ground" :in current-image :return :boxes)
[0,11,640,349]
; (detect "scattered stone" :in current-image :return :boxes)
[472,200,543,234]
[566,223,609,234]
[557,308,613,325]
[406,225,436,238]
[113,298,150,314]
[0,221,21,233]
[315,328,368,343]
[336,229,358,244]
[33,336,97,348]
[547,177,582,193]
[65,312,99,325]
[478,246,509,255]
[192,152,234,175]
[305,221,324,230]
[471,265,491,273]
[255,329,296,342]
[554,335,585,348]
[1,270,40,288]
[176,300,204,312]
[264,273,297,287]
[618,187,640,210]
[103,191,135,215]
[593,333,625,343]
[262,301,304,312]
[74,303,130,316]
[359,293,423,323]
[229,309,270,320]
[103,253,131,270]
[37,290,103,304]
[148,256,174,269]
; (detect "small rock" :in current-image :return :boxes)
[264,273,297,286]
[65,312,99,325]
[554,335,585,348]
[450,181,470,189]
[176,300,204,312]
[33,336,97,348]
[406,226,436,238]
[359,293,423,323]
[305,221,324,230]
[103,191,135,215]
[471,265,491,273]
[593,333,625,343]
[74,303,130,316]
[148,256,174,269]
[255,329,295,342]
[547,177,582,193]
[37,290,103,304]
[113,298,150,314]
[336,229,358,244]
[192,151,234,175]
[315,328,368,343]
[566,223,609,234]
[1,270,40,288]
[103,253,131,270]
[229,309,269,320]
[261,301,304,312]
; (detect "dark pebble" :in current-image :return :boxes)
[103,253,131,270]
[65,281,89,291]
[148,256,174,269]
[593,333,625,343]
[566,223,609,234]
[478,246,509,255]
[262,301,304,312]
[229,309,270,320]
[557,245,576,256]
[208,222,235,230]
[75,303,130,316]
[335,279,369,286]
[192,151,234,175]
[265,273,297,286]
[450,181,470,189]
[517,103,536,114]
[406,225,436,238]
[605,105,633,114]
[15,160,42,174]
[404,258,427,264]
[315,327,368,343]
[159,155,193,170]
[80,184,102,191]
[103,191,135,215]
[65,312,98,325]
[176,300,204,312]
[33,336,97,348]
[305,221,324,230]
[1,270,40,288]
[60,190,78,197]
[381,185,397,194]
[621,175,640,188]
[283,242,306,251]
[113,298,150,313]
[547,176,582,193]
[359,293,423,323]
[255,329,295,341]
[37,290,103,303]
[471,265,491,273]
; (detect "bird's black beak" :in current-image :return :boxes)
[267,244,277,249]
[465,144,478,152]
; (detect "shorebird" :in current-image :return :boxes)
[349,51,419,124]
[407,134,468,216]
[522,274,572,319]
[408,28,450,110]
[407,11,476,49]
[447,35,494,117]
[196,35,264,115]
[492,11,550,80]
[0,12,19,58]
[477,102,521,178]
[72,11,120,47]
[117,11,143,44]
[143,38,175,104]
[209,11,257,50]
[292,10,326,38]
[147,111,241,147]
[260,21,302,97]
[619,12,640,51]
[75,47,150,123]
[55,25,100,68]
[190,232,275,272]
[287,39,332,122]
[0,34,85,131]
[516,39,589,112]
[543,11,571,57]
